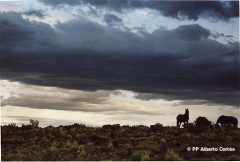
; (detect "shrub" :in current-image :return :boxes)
[77,145,87,159]
[107,141,114,149]
[228,155,240,161]
[150,123,164,132]
[164,149,183,161]
[131,151,143,161]
[73,123,86,128]
[8,123,17,127]
[41,146,59,160]
[141,152,151,161]
[131,151,150,161]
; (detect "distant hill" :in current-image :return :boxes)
[1,123,240,161]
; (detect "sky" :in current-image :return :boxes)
[0,0,239,127]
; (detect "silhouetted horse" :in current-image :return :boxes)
[176,108,189,127]
[195,116,213,129]
[216,115,238,128]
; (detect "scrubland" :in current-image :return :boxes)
[1,123,240,161]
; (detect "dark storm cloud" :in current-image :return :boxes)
[172,24,210,41]
[0,12,55,47]
[142,1,239,20]
[0,11,239,107]
[40,0,239,20]
[136,90,240,106]
[22,9,46,18]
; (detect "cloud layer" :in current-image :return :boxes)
[1,80,161,115]
[40,0,239,20]
[22,9,46,18]
[0,11,239,107]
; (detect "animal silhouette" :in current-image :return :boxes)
[195,116,213,129]
[30,119,39,127]
[216,115,238,128]
[176,108,189,127]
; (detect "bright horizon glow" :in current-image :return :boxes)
[1,80,239,127]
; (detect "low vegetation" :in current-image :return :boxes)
[1,123,240,161]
